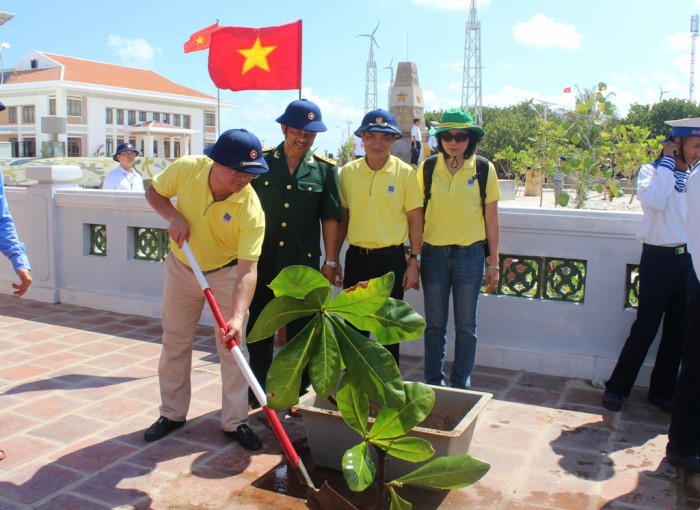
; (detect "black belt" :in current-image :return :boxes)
[349,244,404,256]
[203,258,238,274]
[642,243,687,255]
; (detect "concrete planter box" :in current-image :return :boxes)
[297,386,492,481]
[498,179,516,201]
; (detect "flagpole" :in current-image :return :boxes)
[217,88,221,137]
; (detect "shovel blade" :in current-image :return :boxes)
[306,481,357,510]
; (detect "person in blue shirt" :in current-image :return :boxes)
[0,172,32,297]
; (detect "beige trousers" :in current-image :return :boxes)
[158,254,248,431]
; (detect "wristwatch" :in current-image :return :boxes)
[323,260,337,268]
[409,253,421,263]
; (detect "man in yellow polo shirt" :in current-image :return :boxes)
[337,109,423,364]
[144,128,267,450]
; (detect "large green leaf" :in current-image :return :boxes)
[389,488,412,510]
[329,315,405,408]
[392,455,490,489]
[371,436,435,462]
[326,272,394,316]
[336,373,369,437]
[369,382,435,440]
[341,298,425,345]
[268,265,330,299]
[247,296,318,342]
[307,316,341,397]
[304,286,332,308]
[342,442,376,492]
[265,318,318,409]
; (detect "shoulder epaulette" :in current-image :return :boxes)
[262,146,276,153]
[313,153,337,166]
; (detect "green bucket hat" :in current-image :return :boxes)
[434,108,485,138]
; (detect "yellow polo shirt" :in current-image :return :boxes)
[417,154,500,246]
[152,156,265,271]
[339,155,422,248]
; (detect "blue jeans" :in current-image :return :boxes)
[421,242,484,389]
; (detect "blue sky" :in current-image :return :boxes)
[1,0,700,155]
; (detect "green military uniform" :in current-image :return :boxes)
[246,142,341,402]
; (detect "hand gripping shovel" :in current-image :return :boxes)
[181,242,355,510]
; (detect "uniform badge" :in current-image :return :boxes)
[223,212,232,223]
[388,185,395,194]
[249,149,258,159]
[308,112,315,120]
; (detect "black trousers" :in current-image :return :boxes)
[606,246,691,398]
[668,271,700,455]
[343,245,407,365]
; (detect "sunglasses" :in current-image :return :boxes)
[228,168,259,180]
[440,132,470,142]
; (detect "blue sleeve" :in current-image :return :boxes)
[0,178,31,272]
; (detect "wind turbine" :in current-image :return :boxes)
[382,57,394,109]
[658,85,670,102]
[356,21,380,113]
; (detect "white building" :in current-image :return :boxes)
[0,51,223,159]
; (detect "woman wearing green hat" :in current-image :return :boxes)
[417,108,500,389]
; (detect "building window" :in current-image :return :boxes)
[152,112,160,122]
[162,113,170,124]
[106,139,114,156]
[116,109,124,125]
[139,111,146,122]
[67,137,81,157]
[67,99,82,116]
[205,113,215,127]
[15,138,36,157]
[128,110,136,125]
[106,108,113,124]
[49,98,56,116]
[164,140,171,158]
[153,140,158,157]
[174,141,181,158]
[183,115,190,129]
[172,114,181,127]
[22,106,35,123]
[8,107,16,123]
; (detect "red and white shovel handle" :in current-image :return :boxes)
[181,242,303,470]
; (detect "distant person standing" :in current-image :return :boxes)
[427,128,438,155]
[602,118,700,413]
[411,118,422,165]
[103,143,145,191]
[354,135,365,160]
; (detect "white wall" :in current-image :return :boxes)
[1,167,655,387]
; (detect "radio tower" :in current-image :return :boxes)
[357,22,380,113]
[461,0,483,126]
[691,14,699,101]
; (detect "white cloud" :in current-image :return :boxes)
[513,14,583,50]
[107,35,162,67]
[411,0,490,11]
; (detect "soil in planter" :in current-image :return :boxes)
[368,402,460,432]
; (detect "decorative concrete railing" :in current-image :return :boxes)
[1,165,653,387]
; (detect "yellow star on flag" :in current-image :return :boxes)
[238,37,278,74]
[195,36,205,46]
[397,92,407,103]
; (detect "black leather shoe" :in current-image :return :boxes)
[666,449,700,473]
[602,390,623,412]
[144,416,185,442]
[648,395,673,413]
[223,424,262,450]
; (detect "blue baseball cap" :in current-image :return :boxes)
[354,109,403,139]
[113,142,139,161]
[276,99,327,132]
[204,129,269,174]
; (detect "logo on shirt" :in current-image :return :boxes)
[388,185,395,194]
[223,212,232,223]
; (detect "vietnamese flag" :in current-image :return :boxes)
[208,20,302,91]
[563,86,572,93]
[184,23,219,53]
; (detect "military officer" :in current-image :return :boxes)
[247,99,342,409]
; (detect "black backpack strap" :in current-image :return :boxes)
[422,155,439,211]
[475,155,489,219]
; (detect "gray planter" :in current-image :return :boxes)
[297,385,492,481]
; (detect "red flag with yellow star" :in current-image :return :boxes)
[208,20,302,91]
[184,23,219,53]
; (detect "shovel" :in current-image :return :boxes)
[181,242,355,510]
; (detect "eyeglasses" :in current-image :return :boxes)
[229,168,259,180]
[440,132,470,142]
